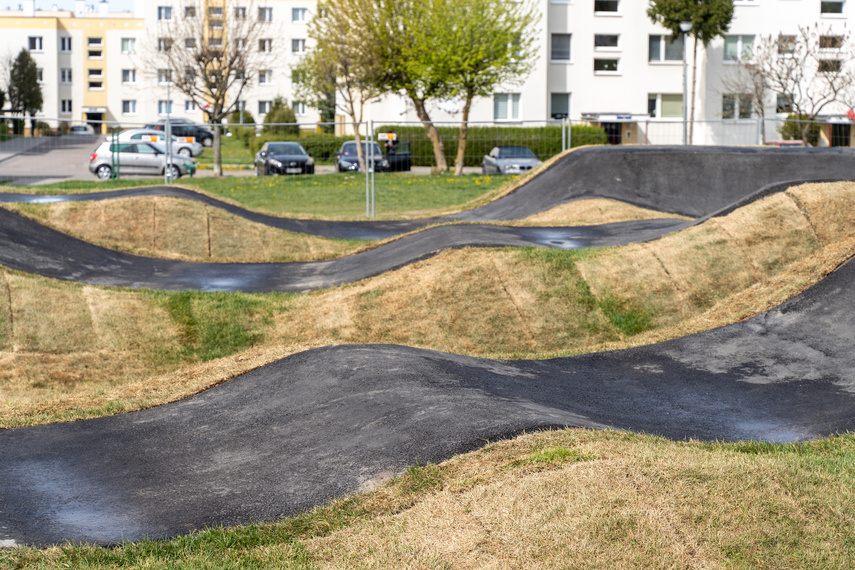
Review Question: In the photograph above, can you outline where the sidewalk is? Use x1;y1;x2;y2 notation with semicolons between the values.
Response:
0;136;46;164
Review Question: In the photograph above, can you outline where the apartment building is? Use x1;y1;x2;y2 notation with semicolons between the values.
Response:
2;0;853;144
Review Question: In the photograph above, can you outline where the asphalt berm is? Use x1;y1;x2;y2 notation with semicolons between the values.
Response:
0;146;854;546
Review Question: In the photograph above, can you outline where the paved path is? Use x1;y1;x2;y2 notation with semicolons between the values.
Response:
1;146;855;546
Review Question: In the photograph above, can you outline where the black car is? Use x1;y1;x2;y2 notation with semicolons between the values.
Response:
255;142;315;175
144;119;215;147
335;141;390;172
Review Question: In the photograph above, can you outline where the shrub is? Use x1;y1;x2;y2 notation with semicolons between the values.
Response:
263;97;299;137
779;114;821;147
229;110;256;148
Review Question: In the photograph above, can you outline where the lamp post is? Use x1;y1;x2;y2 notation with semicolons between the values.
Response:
680;21;692;146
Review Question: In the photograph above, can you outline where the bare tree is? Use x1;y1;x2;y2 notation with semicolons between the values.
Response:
137;0;277;175
742;25;855;144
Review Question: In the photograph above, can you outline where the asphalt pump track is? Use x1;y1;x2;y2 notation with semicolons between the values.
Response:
1;146;855;546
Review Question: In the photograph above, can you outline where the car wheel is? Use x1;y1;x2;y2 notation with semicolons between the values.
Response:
178;148;192;157
165;164;181;179
95;164;112;180
202;137;213;147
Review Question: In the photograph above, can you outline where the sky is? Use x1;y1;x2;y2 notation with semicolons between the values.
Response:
5;0;135;12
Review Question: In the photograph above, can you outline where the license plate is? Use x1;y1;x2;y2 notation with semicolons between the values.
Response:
286;168;301;174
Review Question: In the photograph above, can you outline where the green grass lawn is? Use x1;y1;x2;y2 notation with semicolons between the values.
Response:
13;172;515;220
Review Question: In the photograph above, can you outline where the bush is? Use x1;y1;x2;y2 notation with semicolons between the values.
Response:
263;97;299;137
229;110;256;148
35;120;51;136
374;124;607;167
779;114;821;147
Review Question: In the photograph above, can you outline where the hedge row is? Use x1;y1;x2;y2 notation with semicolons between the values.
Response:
374;124;607;167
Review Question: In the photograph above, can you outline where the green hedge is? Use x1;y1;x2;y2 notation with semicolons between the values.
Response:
248;131;355;164
374;124;607;167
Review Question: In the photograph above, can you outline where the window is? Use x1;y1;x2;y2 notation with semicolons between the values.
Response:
157;6;172;20
28;36;43;51
649;35;683;62
648;94;683;118
292;7;307;21
819;59;843;72
185;68;197;82
122;100;137;114
724;35;754;62
88;50;102;59
293;101;307;115
60;68;72;83
88;81;103;90
208;37;223;48
821;1;844;15
88;68;103;78
259;100;272;114
551;33;571;60
820;35;844;50
61;99;72;114
236;38;247;50
121;37;135;54
235;6;247;19
185;100;196;111
87;37;102;47
259;7;273;21
722;94;753;119
158;100;173;115
594;0;619;13
37;68;43;83
594;58;619;73
60;36;71;52
158;69;172;84
122;69;136;83
777;35;796;55
208;6;223;16
292;39;306;53
185;38;197;48
259;38;272;52
209;19;224;30
550;93;570;118
184;6;196;17
595;34;619;49
776;94;793;114
259;70;273;84
158;38;173;52
493;93;520;121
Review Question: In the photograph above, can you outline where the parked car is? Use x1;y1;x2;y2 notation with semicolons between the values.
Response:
481;146;542;175
384;140;411;172
88;141;196;180
335;141;390;172
105;129;204;157
68;124;95;135
255;141;315;175
143;119;215;147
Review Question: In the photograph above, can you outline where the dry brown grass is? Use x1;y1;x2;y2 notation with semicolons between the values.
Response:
2;197;364;262
2;182;855;428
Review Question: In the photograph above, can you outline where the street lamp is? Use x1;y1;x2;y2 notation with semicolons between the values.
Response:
680;20;692;146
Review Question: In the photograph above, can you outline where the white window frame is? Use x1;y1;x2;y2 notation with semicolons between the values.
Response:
258;69;273;84
87;37;103;47
648;93;684;119
37;68;43;83
88;50;103;59
722;93;754;120
121;37;135;54
594;0;620;15
293;101;307;115
234;6;247;19
60;99;72;115
157;6;173;20
259;38;272;52
550;93;570;119
594;34;620;52
724;35;755;63
122;69;136;84
259;7;273;22
292;39;306;54
59;36;71;52
821;1;845;17
28;36;43;51
88;81;104;91
594;58;620;74
158;100;173;115
185;100;197;112
493;93;521;121
158;69;173;85
258;100;272;115
60;68;72;83
292;7;307;22
122;100;137;115
649;34;683;63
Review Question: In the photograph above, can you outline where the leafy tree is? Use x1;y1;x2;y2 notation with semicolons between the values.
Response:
648;0;734;143
263;97;299;136
8;48;43;136
140;0;275;176
421;0;539;175
780;113;821;146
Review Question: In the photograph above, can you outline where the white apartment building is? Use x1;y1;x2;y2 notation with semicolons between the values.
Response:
2;0;854;145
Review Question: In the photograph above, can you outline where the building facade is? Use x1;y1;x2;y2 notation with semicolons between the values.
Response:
2;0;854;145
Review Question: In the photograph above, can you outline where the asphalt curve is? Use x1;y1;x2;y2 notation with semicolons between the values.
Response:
1;250;854;546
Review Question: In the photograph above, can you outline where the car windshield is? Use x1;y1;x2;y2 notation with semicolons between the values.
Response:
268;143;306;155
497;147;537;159
342;142;383;157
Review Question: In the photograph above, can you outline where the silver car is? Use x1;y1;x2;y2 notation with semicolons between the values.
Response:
106;129;204;157
88;141;196;180
481;146;542;175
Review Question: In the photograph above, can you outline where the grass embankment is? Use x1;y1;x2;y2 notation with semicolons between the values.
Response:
4;430;854;567
2;182;854;427
1;197;683;263
2;171;517;220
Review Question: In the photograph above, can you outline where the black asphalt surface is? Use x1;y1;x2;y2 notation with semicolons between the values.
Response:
1;146;855;547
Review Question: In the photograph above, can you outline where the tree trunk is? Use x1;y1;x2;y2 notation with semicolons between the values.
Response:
689;37;698;145
411;97;447;173
454;93;473;177
213;123;222;177
352;123;366;172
